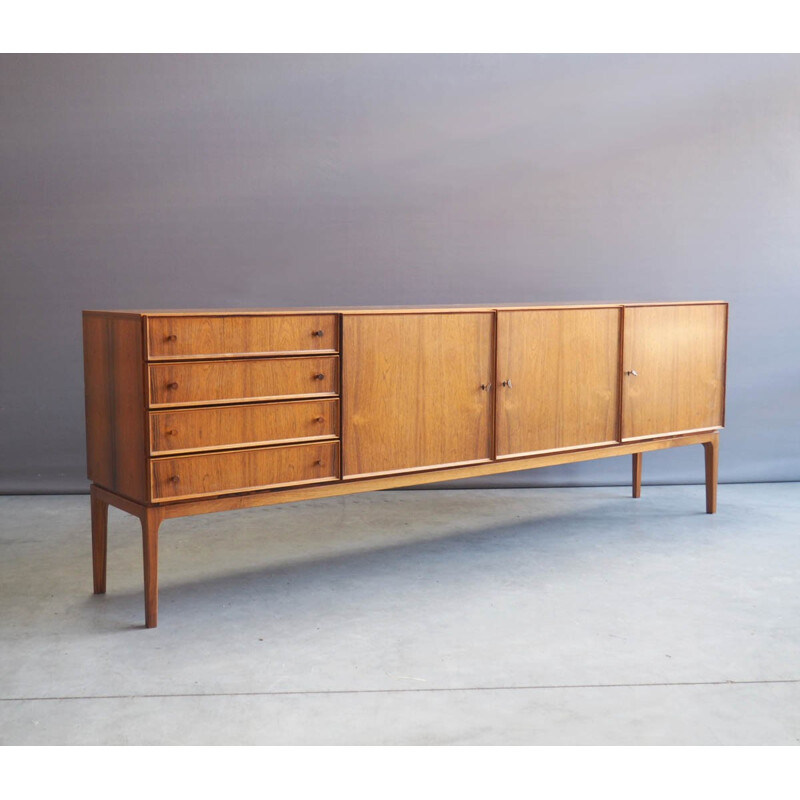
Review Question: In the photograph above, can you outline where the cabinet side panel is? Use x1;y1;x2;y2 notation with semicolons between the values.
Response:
83;314;148;501
83;314;113;487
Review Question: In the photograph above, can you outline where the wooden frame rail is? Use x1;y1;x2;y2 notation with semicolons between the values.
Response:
90;430;719;629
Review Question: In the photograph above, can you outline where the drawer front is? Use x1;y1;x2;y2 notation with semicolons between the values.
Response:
149;399;339;455
147;314;339;360
150;441;339;501
148;356;339;407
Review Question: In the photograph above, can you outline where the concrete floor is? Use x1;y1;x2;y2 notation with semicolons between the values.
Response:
1;483;798;745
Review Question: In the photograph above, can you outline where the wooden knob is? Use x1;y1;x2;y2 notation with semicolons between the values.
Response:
167;429;178;436
314;460;324;466
170;475;180;483
315;416;325;423
167;382;179;390
166;334;178;342
312;329;324;337
314;373;325;380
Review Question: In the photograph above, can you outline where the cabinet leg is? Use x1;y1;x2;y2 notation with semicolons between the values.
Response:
703;435;719;514
141;508;163;628
632;453;642;499
90;485;108;594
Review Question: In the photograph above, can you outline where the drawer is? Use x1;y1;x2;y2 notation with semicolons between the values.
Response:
147;314;338;360
150;441;340;501
149;399;339;455
148;356;339;408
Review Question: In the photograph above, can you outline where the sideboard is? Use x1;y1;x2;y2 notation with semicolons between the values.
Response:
83;302;728;627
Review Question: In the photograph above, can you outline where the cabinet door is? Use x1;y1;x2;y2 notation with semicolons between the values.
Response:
342;313;494;478
496;308;621;457
622;304;727;440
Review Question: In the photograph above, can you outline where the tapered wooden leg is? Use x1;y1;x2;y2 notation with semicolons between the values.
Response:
703;435;719;514
90;485;109;594
141;508;163;628
632;452;642;498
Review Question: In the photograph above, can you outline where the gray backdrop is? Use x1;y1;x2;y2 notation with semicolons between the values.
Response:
1;54;798;493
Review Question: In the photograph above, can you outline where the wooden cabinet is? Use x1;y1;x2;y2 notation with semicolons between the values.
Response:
83;302;727;627
496;308;621;457
621;304;727;440
342;313;494;478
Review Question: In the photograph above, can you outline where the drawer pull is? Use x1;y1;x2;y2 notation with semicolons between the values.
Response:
167;382;179;390
502;379;513;389
312;329;325;337
314;373;325;380
166;334;178;342
167;429;178;436
314;460;324;466
170;475;180;483
315;416;325;423
480;383;492;391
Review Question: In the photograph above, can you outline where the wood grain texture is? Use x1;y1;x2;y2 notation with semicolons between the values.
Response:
496;308;621;457
85;302;728;629
146;431;719;519
83;302;725;317
342;313;494;478
90;485;108;594
141;507;163;628
149;398;339;455
704;433;719;514
150;441;340;501
622;304;727;439
632;452;642;498
148;356;339;407
93;430;717;519
147;314;339;360
82;313;148;502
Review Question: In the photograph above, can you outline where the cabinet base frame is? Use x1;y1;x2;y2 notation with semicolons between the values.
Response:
90;430;719;628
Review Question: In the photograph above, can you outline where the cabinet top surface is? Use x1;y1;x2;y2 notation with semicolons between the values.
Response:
84;301;727;317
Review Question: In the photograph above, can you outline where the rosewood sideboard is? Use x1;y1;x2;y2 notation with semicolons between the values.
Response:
83;302;728;627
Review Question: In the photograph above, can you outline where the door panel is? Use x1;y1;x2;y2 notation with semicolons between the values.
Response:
496;308;621;457
342;313;494;478
622;304;727;440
